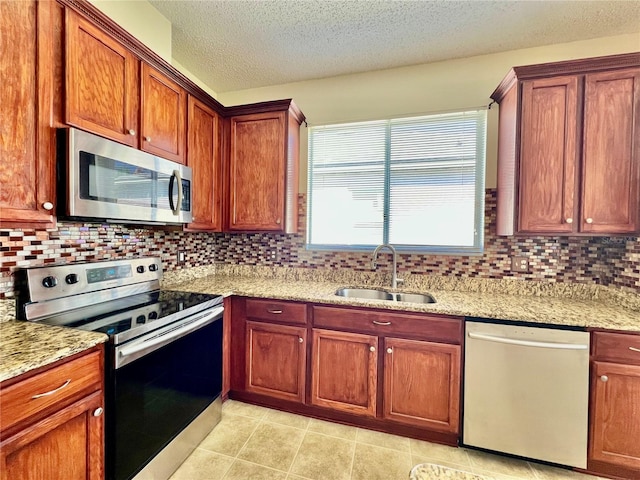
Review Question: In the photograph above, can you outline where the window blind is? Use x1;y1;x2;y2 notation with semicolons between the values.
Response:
307;109;486;253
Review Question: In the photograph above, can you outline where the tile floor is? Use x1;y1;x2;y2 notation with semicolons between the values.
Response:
169;400;604;480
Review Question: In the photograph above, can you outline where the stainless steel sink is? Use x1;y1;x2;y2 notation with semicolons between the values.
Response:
335;288;435;304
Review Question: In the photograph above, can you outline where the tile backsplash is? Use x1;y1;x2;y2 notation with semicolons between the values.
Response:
1;189;638;298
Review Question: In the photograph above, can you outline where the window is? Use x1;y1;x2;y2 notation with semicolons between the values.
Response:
307;109;486;254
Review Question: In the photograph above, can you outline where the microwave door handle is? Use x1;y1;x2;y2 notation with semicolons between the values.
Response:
168;170;182;215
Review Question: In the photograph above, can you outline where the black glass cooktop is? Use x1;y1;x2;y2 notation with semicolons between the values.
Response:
36;290;223;341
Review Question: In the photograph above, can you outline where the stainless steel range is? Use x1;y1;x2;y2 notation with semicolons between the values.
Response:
16;257;224;480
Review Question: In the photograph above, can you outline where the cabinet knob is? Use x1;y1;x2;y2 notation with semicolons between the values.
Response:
93;407;104;417
144;136;151;142
42;201;54;211
565;218;573;224
600;375;608;383
128;129;136;136
369;346;376;352
298;337;303;343
276;218;281;225
386;347;393;354
586;218;593;224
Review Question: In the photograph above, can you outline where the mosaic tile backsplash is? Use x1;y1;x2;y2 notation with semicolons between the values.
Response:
1;189;638;298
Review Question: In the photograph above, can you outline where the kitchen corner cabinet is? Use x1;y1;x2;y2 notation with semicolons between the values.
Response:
0;346;105;480
186;96;223;231
65;7;139;147
0;0;56;228
589;332;640;475
228;101;305;233
492;53;640;235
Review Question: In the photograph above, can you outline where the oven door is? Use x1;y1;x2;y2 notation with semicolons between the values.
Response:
107;307;223;480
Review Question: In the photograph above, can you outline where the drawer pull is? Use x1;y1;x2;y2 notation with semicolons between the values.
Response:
267;309;283;314
630;346;640;353
372;320;391;326
31;379;71;399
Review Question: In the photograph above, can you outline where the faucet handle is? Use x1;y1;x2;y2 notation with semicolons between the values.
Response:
370;261;377;270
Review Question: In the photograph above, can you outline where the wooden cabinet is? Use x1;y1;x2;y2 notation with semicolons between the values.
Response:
0;347;104;480
310;329;378;417
65;7;138;147
186;96;222;230
246;321;307;403
140;63;186;164
0;0;56;227
589;332;640;475
492;53;640;235
228;101;305;233
383;337;460;433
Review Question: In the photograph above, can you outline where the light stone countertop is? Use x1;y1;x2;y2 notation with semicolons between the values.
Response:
163;273;640;332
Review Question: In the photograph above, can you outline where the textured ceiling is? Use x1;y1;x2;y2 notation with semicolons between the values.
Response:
149;0;640;93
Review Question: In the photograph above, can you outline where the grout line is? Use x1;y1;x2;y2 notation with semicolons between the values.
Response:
285;423;307;476
348;438;357;480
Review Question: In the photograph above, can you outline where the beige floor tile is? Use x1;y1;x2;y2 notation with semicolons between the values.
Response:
410;462;496;479
530;463;601;480
263;409;311;430
237;422;305;471
222;399;269;419
409;439;471;467
199;413;260;457
287;475;313;480
169;449;234;480
351;442;413;480
467;450;536;478
411;455;476;474
307;418;357;440
355;427;411;452
289;432;355;480
222;459;288;480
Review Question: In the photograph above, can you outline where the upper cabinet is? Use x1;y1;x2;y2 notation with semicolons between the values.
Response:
140;63;187;164
186;96;222;231
65;8;139;147
0;0;56;228
227;101;305;233
492;53;640;235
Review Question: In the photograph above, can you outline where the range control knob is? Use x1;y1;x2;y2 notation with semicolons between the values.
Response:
65;273;79;285
42;276;58;288
148;311;158;320
136;315;146;324
136;266;146;274
148;264;158;272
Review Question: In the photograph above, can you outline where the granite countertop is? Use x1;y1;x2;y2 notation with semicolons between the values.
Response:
163;273;640;332
0;318;107;383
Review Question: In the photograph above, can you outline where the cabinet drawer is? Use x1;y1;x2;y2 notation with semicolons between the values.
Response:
592;332;640;365
312;306;462;344
245;298;308;325
0;351;102;432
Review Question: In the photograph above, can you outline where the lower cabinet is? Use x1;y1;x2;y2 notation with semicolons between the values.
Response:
383;337;460;433
246;320;307;403
0;346;105;480
310;329;378;417
589;332;640;475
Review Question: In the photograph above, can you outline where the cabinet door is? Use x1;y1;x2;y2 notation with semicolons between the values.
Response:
582;68;640;233
229;111;286;231
0;391;104;480
383;338;460;433
518;76;579;233
0;0;55;227
65;8;138;147
186;96;222;231
590;361;640;470
140;63;186;164
310;329;377;417
246;321;306;403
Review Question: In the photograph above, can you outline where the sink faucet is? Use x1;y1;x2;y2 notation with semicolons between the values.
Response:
371;244;403;289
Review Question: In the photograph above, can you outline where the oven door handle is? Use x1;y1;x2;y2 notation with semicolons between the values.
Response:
116;306;223;368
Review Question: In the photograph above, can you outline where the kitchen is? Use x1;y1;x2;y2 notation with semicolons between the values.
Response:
1;1;639;479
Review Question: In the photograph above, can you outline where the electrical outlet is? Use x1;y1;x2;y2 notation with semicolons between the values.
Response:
177;250;186;265
268;250;278;261
511;256;530;273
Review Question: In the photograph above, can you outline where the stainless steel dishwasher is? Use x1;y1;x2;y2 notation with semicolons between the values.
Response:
463;320;590;468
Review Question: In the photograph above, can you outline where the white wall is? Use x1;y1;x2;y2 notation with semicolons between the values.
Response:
219;33;640;191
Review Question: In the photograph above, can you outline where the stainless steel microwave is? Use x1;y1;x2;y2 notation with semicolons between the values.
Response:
58;128;192;225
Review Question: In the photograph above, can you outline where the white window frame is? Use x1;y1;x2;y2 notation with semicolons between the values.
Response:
306;109;487;254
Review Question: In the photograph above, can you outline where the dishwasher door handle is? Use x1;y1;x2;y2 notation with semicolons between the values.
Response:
468;331;589;350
